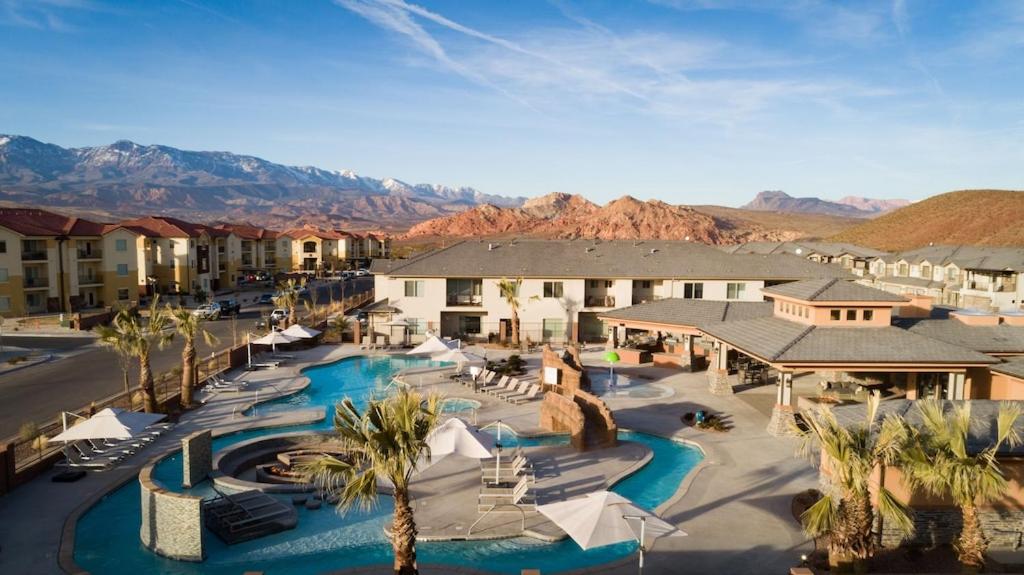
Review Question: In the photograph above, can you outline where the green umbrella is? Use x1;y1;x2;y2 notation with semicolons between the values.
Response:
604;351;620;377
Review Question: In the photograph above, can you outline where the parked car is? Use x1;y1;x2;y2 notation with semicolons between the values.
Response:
216;299;241;315
269;308;290;325
355;269;369;277
258;293;274;305
192;303;222;321
342;270;354;280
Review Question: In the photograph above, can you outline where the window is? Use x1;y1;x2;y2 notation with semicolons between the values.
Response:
303;241;317;253
898;263;909;276
117;264;129;276
0;296;9;311
404;280;424;297
447;278;483;305
846;309;856;321
682;282;703;299
115;239;128;252
458;315;481;334
407;318;425;335
0;240;5;253
542;318;565;342
921;265;932;279
0;268;7;283
168;257;176;268
543;281;564;298
863;309;874;321
117;288;130;301
726;282;746;299
830;309;841;321
634;280;652;289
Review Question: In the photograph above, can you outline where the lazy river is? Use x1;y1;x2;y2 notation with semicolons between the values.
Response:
74;355;702;575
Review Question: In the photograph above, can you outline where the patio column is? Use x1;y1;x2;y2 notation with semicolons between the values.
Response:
680;334;697;372
946;372;966;400
353;321;362;346
708;341;733;395
767;371;796;437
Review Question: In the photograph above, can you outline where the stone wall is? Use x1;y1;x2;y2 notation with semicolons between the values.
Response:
182;430;212;489
881;507;1024;549
539;392;585;451
541;344;588;394
139;465;205;561
573;390;618;449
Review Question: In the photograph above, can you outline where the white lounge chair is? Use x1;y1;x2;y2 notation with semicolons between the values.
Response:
494;380;530;400
506;384;543;404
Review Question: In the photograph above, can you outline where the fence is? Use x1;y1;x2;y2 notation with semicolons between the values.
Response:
0;288;374;495
377;320;609;347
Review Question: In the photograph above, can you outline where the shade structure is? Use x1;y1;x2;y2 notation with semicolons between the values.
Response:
604;351;621;364
383;318;410;327
281;324;322;339
426;417;495;460
251;330;299;352
431;348;486;368
537;490;684;572
50;408;166;442
406;335;456;356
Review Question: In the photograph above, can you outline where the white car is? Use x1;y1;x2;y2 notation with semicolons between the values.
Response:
355;269;369;277
269;308;290;325
192;303;221;320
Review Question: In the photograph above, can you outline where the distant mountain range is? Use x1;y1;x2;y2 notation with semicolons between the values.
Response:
0;135;524;229
742;190;909;218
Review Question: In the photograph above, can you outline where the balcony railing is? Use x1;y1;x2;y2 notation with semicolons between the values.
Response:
77;249;102;259
446;294;483;307
79;275;103;286
585;295;616;308
24;276;49;288
22;251;47;261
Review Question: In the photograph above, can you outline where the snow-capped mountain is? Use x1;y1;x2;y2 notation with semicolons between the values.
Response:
0;135;524;227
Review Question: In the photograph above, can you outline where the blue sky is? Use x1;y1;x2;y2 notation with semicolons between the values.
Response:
1;0;1021;205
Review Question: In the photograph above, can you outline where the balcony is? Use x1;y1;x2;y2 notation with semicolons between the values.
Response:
24;276;49;289
446;294;483;307
77;248;103;260
79;276;104;287
22;251;47;261
585;295;616;308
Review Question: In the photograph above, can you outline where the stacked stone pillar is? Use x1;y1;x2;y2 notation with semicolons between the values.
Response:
679;334;698;372
707;341;733;395
767;371;796;436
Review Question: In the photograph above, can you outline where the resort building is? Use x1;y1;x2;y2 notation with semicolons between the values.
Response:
724;241;889;277
0;209;141;317
214;223;290;276
120;216;240;296
284;228;388;274
865;245;1024;311
367;239;851;345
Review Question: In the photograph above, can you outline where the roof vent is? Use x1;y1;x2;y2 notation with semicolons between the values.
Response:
650;248;658;254
585;247;594;253
488;243;496;251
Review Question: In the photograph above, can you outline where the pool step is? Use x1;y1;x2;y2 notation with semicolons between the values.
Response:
204;490;298;545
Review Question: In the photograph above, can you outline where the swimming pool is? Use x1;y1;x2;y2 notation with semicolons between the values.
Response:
74;355;702;575
587;368;674;400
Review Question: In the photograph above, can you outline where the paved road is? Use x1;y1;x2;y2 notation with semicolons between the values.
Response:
0;277;372;438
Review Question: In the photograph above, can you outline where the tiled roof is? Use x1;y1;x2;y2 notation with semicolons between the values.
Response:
877;245;1024;272
378;239;853;280
702;317;996;364
282;227;347;240
600;299;773;329
214;223;279;240
763;278;908;302
897;318;1024;354
725;241;888;259
0;208;107;236
120;216;203;238
992;358;1024;380
830;400;1024;456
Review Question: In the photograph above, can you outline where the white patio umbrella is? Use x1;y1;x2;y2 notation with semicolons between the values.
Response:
431;348;485;372
421;417;495;470
537;490;685;574
281;324;322;339
406;335;455;356
50;408;166;442
251;330;299;353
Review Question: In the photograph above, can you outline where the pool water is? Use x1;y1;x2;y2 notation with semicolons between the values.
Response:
441;397;481;414
587;368;673;400
75;355;702;575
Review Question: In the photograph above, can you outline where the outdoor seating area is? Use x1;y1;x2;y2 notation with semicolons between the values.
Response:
52;410;173;471
461;368;546;405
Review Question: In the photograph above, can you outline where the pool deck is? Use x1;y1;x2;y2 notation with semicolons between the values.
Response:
0;344;816;575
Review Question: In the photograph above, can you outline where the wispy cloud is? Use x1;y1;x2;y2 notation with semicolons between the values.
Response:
0;0;98;31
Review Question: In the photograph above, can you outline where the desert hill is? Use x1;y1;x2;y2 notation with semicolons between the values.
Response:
742;190;908;217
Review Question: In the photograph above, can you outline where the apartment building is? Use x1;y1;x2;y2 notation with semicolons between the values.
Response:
214;223;291;275
724;241;889;277
0;209;139;317
368;239;850;345
284;228;388;274
865;245;1024;311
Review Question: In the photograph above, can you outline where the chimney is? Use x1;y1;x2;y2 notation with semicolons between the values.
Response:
950;310;1000;326
896;295;933;318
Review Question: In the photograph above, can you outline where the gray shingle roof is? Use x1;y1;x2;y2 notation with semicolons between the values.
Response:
599;299;773;329
877;245;1024;272
763;278;908;302
725;241;888;259
992;358;1024;380
378;239;853;280
702;317;996;364
830;400;1024;455
873;276;950;289
898;318;1024;354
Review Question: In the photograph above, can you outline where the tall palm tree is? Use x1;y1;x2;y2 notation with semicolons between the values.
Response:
169;306;219;408
134;296;175;413
273;278;301;327
796;393;914;572
903;400;1021;571
95;308;138;408
497;277;523;348
305;388;442;575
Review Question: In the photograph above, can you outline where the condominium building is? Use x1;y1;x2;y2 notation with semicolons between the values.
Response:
214;223;291;276
283;228;390;274
724;241;889;277
367;239;850;345
120;216;240;296
0;209;139;317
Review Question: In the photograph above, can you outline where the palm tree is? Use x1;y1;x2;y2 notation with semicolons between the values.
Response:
95;308;138;408
169;306;219;408
328;314;350;344
497;277;523;348
902;400;1021;571
796;393;914;572
305;388;442;575
273;278;301;327
134;296;175;413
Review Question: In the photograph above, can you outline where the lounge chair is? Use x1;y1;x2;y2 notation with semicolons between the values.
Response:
478;475;536;512
506;384;543;404
481;453;534;484
494;380;531;400
478;375;510;394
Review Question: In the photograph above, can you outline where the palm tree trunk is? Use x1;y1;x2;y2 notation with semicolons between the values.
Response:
510;307;520;348
139;350;157;413
829;494;875;573
181;338;196;408
958;503;987;572
391;488;418;575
